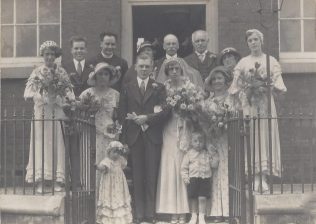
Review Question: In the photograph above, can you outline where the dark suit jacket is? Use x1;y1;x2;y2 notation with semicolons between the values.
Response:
62;59;93;97
184;51;217;81
119;77;170;146
90;53;128;91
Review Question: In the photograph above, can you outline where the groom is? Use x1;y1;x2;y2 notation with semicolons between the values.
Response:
119;53;169;223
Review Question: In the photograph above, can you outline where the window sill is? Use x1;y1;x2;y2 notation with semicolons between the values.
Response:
280;59;316;74
0;57;61;68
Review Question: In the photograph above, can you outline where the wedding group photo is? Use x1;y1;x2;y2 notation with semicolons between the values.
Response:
1;1;316;224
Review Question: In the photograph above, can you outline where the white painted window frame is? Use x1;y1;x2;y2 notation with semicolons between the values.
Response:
121;0;218;66
0;0;62;68
278;0;316;73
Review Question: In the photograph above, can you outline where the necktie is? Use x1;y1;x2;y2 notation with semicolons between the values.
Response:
140;80;146;96
77;62;82;75
198;54;205;62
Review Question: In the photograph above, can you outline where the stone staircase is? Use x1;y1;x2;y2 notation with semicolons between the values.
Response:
0;193;65;224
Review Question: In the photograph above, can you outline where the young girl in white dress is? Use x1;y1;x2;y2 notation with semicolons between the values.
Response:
96;141;132;224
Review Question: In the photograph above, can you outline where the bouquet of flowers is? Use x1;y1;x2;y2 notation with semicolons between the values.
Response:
165;79;204;119
63;92;101;116
239;62;268;106
197;99;231;137
30;66;73;99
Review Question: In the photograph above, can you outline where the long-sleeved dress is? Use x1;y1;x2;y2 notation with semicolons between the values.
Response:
228;54;287;177
79;87;120;191
24;64;74;183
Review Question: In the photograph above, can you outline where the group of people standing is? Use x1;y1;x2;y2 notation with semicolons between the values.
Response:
23;28;286;224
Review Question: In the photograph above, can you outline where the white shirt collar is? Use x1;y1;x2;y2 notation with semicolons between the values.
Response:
101;51;113;59
166;54;178;59
195;50;208;56
73;59;85;71
137;76;149;90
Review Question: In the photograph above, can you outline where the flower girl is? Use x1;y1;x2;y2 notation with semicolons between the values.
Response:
96;141;132;224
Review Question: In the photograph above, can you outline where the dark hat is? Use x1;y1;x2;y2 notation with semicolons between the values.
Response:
204;66;230;91
137;41;153;53
218;47;241;65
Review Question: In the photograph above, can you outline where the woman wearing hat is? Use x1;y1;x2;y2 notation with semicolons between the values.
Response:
198;66;237;222
79;62;121;191
218;47;241;83
228;29;287;192
24;40;75;193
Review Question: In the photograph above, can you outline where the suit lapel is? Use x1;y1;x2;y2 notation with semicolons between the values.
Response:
130;77;143;105
143;79;154;104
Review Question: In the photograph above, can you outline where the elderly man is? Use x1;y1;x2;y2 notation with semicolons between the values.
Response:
184;30;217;81
155;34;180;73
90;32;128;91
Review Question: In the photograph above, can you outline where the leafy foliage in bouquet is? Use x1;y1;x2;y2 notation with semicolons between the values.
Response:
62;92;101;116
165;79;204;119
239;62;269;106
30;66;73;98
197;99;232;138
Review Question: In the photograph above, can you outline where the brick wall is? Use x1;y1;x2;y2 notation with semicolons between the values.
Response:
61;0;122;62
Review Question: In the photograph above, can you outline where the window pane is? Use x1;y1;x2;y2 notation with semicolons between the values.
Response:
280;20;301;52
1;0;14;24
16;26;37;57
304;20;316;51
1;26;13;57
39;25;60;46
39;0;60;23
280;0;300;18
304;0;316;17
16;0;36;24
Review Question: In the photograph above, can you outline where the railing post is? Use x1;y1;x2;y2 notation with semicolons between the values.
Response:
89;113;96;224
62;118;72;224
244;115;254;224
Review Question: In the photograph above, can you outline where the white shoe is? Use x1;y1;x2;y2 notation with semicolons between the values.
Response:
36;183;43;194
188;216;197;224
54;182;63;192
198;214;206;224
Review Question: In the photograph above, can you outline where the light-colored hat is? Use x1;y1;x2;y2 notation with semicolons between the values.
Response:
87;62;120;86
204;66;230;91
137;41;153;54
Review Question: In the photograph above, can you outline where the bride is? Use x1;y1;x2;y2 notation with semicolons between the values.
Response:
156;58;203;223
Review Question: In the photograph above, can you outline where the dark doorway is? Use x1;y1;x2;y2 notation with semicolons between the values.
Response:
132;5;206;61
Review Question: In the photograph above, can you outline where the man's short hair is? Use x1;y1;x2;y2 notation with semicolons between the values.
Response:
99;32;118;41
70;36;87;47
191;30;209;42
135;53;153;65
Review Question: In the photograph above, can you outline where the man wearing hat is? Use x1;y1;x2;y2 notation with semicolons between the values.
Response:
90;32;128;92
122;40;157;86
184;30;217;81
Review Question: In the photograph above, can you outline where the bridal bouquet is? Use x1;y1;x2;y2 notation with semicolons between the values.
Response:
198;99;231;137
239;62;268;106
30;65;73;98
165;79;204;119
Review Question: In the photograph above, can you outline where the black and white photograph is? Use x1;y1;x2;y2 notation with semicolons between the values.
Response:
0;0;316;224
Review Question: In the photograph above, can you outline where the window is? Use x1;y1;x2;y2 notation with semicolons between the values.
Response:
279;0;316;64
0;0;61;67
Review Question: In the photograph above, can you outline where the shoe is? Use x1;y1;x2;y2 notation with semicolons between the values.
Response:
54;182;63;192
198;214;206;224
262;179;269;192
188;215;197;224
179;215;186;224
133;218;143;224
36;183;44;194
213;216;225;223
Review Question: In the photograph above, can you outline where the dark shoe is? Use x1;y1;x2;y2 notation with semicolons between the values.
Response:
144;217;157;223
213;216;225;223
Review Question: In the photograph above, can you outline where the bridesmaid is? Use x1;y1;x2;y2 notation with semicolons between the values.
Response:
228;29;287;192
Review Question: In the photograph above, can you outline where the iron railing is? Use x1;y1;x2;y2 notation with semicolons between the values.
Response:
0;107;96;224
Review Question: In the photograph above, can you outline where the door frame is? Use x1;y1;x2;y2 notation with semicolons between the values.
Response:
121;0;218;65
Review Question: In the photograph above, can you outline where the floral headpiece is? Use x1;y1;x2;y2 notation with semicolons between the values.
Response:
107;141;129;155
40;40;62;57
164;57;182;65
